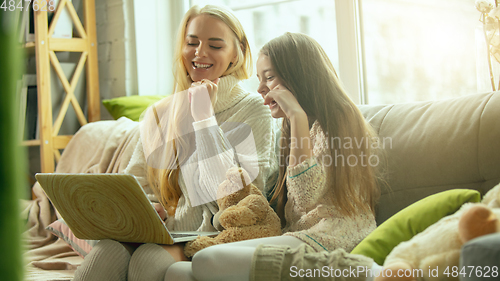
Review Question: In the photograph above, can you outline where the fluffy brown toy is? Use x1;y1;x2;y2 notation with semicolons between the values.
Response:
375;183;500;281
183;167;282;258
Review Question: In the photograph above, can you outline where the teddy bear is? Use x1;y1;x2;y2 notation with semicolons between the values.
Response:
183;167;282;258
375;183;500;281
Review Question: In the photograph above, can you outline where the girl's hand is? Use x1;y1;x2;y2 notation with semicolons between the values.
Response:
188;78;220;121
266;85;311;167
263;84;305;120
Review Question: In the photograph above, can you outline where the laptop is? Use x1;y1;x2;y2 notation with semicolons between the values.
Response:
35;173;219;244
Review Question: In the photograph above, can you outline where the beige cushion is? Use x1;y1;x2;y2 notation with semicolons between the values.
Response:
359;92;500;224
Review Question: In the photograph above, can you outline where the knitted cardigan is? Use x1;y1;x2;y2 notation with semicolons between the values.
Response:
282;121;376;253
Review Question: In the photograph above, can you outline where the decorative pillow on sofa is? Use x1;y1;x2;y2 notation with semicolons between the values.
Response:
46;219;99;258
102;95;166;121
351;189;481;265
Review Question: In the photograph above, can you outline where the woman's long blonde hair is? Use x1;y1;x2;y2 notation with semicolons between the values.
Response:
263;33;382;223
146;5;252;216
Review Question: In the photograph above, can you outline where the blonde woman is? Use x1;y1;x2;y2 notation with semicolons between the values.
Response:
74;5;277;281
175;32;383;281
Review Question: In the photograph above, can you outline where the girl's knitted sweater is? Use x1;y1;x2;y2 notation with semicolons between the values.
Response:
282;121;376;252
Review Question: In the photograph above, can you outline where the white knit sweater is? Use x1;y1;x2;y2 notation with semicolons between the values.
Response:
137;75;278;232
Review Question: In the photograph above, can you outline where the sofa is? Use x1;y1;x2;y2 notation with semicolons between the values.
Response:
359;91;500;225
22;91;500;280
351;91;500;271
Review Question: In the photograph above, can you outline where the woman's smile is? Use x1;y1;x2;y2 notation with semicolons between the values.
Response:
192;61;213;69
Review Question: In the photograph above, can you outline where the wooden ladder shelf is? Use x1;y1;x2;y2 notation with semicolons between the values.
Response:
26;0;100;173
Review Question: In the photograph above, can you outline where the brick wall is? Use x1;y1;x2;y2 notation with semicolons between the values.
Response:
95;0;138;120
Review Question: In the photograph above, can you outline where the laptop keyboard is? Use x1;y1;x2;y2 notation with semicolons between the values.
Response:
171;233;198;238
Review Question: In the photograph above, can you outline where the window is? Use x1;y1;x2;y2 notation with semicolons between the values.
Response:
190;0;339;94
186;0;480;104
361;0;479;104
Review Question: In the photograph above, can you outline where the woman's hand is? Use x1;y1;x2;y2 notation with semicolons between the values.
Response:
153;203;167;221
263;84;305;120
189;78;220;122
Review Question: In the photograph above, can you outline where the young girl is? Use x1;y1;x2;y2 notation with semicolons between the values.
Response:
167;32;383;281
73;5;278;281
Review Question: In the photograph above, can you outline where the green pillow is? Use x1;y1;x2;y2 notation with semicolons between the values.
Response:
351;189;481;265
102;95;166;121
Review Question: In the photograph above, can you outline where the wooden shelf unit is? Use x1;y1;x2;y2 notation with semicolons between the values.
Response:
31;0;100;173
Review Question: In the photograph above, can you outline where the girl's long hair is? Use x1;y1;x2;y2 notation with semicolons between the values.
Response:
146;5;252;216
262;33;382;223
